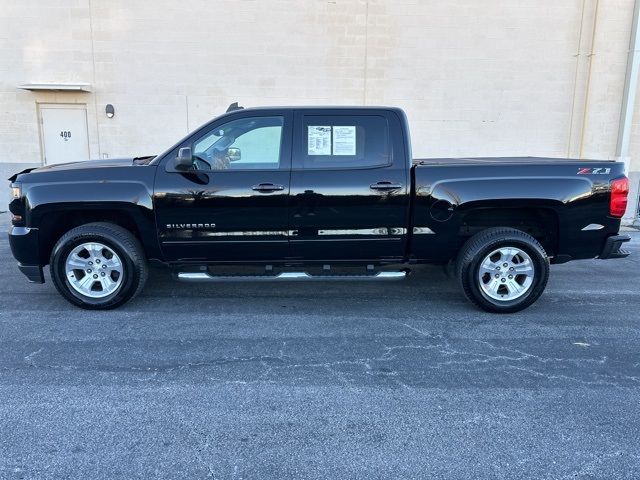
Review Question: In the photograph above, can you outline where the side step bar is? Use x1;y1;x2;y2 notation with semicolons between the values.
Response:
177;271;408;283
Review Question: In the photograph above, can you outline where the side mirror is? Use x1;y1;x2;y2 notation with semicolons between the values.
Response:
227;147;241;162
175;147;193;169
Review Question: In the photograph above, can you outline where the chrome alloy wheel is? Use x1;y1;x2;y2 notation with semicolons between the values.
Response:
477;247;535;302
64;242;124;298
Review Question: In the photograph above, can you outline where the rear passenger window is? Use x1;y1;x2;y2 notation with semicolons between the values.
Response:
301;115;390;169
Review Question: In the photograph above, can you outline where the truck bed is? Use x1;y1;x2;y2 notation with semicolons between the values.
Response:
409;154;626;264
413;156;618;166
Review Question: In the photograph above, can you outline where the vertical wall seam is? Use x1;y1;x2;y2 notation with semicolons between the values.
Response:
579;0;600;158
88;0;101;157
363;0;369;105
567;0;587;157
615;0;640;159
185;95;190;133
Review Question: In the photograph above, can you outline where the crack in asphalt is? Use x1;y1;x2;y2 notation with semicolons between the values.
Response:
23;347;43;367
11;336;639;389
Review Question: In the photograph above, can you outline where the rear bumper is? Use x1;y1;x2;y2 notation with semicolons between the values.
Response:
599;234;631;260
8;226;45;283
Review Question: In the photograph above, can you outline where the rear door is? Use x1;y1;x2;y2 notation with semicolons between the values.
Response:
154;110;293;262
288;109;410;262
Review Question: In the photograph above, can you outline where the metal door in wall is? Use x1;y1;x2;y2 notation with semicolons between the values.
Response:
39;104;90;165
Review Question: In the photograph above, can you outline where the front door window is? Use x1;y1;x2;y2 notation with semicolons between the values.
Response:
192;116;284;170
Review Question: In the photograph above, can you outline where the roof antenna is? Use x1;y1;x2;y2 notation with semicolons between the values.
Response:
226;102;244;113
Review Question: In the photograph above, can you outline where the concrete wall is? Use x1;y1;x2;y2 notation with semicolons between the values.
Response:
1;0;639;219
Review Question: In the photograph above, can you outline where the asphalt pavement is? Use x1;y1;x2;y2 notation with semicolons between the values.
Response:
1;216;639;479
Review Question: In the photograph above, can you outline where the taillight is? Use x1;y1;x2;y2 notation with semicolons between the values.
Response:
609;177;629;217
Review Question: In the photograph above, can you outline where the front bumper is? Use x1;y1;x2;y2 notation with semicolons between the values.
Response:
599;234;631;260
8;226;44;283
17;264;44;283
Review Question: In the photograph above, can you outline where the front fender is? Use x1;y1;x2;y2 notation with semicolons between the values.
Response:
21;172;161;262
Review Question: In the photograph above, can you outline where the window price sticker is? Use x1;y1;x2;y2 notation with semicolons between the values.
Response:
332;126;356;155
307;126;332;155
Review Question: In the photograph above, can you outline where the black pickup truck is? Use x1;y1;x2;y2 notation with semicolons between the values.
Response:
8;105;631;312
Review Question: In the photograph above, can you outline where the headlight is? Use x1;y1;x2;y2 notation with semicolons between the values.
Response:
10;184;21;199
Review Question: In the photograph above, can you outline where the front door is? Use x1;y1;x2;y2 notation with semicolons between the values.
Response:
39;104;90;165
154;111;292;262
289;109;410;262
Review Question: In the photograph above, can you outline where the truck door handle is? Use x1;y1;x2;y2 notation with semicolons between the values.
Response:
252;183;285;192
370;181;403;191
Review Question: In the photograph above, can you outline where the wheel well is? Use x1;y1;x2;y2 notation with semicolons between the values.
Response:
459;207;559;256
38;209;143;265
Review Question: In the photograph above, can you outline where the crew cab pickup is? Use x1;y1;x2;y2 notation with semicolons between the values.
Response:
8;105;631;312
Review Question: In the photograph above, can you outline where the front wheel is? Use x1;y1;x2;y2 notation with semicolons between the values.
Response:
456;227;550;313
50;222;148;309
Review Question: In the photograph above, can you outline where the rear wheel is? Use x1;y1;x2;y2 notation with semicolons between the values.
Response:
456;227;549;313
50;223;148;309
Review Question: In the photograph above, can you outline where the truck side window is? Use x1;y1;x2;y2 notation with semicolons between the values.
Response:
192;116;283;170
301;115;390;169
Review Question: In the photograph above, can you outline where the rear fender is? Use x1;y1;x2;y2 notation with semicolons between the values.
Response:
411;175;612;261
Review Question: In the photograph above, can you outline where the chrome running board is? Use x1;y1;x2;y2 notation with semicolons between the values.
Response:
177;271;408;282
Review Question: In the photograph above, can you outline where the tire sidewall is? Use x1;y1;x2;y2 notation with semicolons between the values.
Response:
51;231;139;309
463;235;549;313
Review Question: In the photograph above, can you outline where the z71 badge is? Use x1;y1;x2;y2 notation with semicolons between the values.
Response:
577;167;611;175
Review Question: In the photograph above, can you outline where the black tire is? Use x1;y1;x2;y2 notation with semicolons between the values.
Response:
50;222;148;309
455;227;549;313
